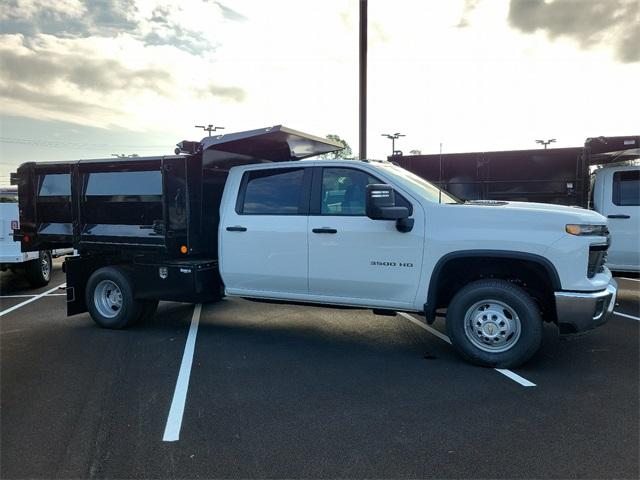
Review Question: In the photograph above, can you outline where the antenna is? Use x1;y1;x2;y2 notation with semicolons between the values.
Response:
438;142;443;204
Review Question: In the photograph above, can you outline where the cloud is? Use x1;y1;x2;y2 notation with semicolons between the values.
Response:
456;0;480;28
0;0;138;37
214;2;248;22
508;0;640;63
0;46;173;95
141;4;217;56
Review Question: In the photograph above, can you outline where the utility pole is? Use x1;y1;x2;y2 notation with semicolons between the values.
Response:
359;0;367;160
196;125;225;137
535;138;556;149
381;132;405;155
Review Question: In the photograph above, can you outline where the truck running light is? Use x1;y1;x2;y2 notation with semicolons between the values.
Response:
180;245;188;254
565;224;609;236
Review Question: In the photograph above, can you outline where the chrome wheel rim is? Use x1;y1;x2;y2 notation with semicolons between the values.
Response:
94;280;123;318
41;256;51;281
463;299;521;353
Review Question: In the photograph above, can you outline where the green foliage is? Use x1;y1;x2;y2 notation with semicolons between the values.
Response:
317;134;354;159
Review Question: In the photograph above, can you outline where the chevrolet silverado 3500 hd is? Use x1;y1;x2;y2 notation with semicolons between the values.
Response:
12;126;617;368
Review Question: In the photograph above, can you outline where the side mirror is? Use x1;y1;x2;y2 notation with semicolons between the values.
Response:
366;184;409;220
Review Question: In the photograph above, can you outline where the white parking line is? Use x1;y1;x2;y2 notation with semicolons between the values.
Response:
163;303;202;442
0;293;66;299
397;312;536;387
494;369;536;387
0;283;66;317
618;277;640;283
614;311;640;322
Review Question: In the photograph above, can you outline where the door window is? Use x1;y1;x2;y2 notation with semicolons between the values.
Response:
612;170;640;206
320;167;413;216
240;168;306;215
321;168;378;215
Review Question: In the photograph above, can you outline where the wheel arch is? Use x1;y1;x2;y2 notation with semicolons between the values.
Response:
425;250;561;322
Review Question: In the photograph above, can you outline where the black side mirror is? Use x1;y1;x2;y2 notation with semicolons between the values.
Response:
366;184;409;220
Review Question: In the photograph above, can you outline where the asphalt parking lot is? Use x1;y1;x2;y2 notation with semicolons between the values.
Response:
1;259;638;479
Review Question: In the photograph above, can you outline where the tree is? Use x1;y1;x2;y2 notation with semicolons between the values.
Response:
317;134;353;159
409;149;422;155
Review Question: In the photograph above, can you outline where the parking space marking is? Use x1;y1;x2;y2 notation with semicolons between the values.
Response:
614;311;640;322
618;277;640;283
0;293;66;299
494;368;536;387
0;283;66;317
398;312;451;344
163;303;202;442
397;312;536;387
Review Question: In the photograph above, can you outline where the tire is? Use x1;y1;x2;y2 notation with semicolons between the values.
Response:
25;251;52;287
86;267;142;329
137;300;159;324
445;279;542;368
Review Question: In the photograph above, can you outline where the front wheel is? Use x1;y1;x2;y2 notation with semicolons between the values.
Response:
446;279;543;368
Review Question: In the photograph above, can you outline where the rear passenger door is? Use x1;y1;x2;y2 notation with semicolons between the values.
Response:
220;167;312;296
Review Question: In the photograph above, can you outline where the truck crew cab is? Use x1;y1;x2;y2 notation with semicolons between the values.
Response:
11;126;618;368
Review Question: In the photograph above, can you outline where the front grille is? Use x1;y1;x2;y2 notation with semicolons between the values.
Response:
588;244;608;278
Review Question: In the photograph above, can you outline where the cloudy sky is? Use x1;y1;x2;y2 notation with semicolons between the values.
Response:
1;0;639;181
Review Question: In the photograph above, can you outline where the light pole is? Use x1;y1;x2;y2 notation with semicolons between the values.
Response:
535;138;556;149
381;132;405;155
196;125;225;137
359;0;367;160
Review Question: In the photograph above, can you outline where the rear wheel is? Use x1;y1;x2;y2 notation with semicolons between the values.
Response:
25;251;52;287
86;267;142;329
446;279;542;368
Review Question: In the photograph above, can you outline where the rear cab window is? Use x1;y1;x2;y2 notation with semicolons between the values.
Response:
237;168;308;215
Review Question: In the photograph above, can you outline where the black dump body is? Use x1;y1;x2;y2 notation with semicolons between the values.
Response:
11;125;341;258
392;135;640;207
11;126;341;312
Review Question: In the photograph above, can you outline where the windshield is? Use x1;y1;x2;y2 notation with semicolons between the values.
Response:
377;163;461;204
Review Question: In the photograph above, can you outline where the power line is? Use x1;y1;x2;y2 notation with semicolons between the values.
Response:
0;137;168;150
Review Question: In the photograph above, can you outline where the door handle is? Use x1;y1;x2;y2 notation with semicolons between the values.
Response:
312;228;337;234
226;226;247;232
607;214;630;219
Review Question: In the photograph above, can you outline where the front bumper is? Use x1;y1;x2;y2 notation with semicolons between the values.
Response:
554;278;617;334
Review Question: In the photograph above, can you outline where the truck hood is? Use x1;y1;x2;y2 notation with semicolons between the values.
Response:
463;200;606;224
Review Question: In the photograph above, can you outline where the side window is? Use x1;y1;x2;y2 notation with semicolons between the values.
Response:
612;170;640;206
240;168;306;215
39;174;70;196
85;171;162;198
320;168;413;216
321;168;378;215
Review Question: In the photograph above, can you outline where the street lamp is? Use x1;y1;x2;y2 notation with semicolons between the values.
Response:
196;125;225;137
381;132;405;155
535;138;556;149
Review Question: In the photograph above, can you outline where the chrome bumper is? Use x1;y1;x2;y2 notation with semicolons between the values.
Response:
554;278;617;334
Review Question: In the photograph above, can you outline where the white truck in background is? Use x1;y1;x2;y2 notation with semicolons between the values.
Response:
1;187;71;287
591;165;639;273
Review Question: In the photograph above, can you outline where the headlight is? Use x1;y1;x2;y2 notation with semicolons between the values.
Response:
565;224;609;236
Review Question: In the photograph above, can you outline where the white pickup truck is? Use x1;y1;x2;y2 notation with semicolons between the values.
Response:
1;188;70;287
591;165;639;273
12;126;618;368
